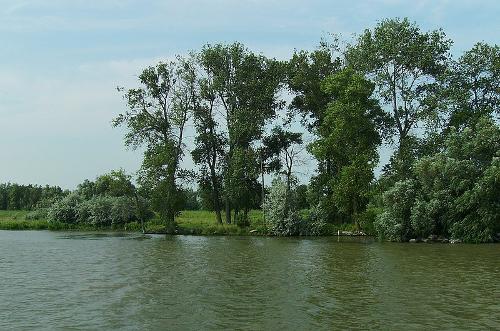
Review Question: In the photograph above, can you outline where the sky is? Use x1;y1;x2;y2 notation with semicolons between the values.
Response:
0;0;499;189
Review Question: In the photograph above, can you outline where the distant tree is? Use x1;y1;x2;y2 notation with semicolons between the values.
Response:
114;58;195;231
294;184;309;210
181;188;201;210
0;183;65;210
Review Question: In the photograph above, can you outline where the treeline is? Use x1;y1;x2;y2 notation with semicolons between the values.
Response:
0;183;66;210
6;18;498;242
110;17;499;242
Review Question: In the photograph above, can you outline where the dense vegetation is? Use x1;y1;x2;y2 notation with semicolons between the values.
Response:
2;18;498;242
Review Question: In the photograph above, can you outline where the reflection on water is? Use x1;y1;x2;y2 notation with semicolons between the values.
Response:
0;231;498;330
57;233;153;240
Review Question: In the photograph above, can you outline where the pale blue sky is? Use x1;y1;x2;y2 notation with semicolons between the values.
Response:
0;0;498;188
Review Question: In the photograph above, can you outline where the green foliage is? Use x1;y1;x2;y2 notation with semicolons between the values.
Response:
375;117;500;242
442;42;499;129
181;188;201;210
287;42;342;127
48;193;82;224
26;208;49;220
309;68;384;227
195;42;284;224
374;180;417;241
263;178;326;236
115;58;195;228
294;184;309;210
347;17;451;144
263;178;301;236
0;183;66;210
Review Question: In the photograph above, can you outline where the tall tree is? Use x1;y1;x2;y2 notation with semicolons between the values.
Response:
191;52;226;223
309;68;386;228
197;43;284;224
346;18;451;147
114;58;195;231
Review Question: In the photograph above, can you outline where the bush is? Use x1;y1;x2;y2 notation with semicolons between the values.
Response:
77;196;139;227
358;204;381;235
48;193;82;224
26;208;49;220
263;178;302;236
302;203;327;236
374;180;416;241
374;117;500;242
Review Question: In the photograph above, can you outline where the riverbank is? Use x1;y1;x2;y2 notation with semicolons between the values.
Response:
0;209;362;236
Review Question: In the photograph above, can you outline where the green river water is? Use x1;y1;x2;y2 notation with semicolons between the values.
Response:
0;231;498;330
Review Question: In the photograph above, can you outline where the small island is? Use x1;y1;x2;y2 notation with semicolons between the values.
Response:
1;18;498;244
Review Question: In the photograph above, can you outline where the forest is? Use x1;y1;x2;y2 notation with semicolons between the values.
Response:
1;18;499;242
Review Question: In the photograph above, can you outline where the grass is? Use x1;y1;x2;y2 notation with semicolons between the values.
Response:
0;209;364;236
0;209;267;235
145;210;265;235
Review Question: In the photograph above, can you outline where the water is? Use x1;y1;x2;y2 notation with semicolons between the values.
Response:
0;231;498;330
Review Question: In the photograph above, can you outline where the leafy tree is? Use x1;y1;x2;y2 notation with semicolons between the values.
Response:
375;117;500;242
287;42;342;128
114;58;195;231
191;54;227;222
442;42;499;130
346;18;451;155
309;68;385;228
181;188;201;210
0;183;65;210
262;126;303;193
294;184;309;210
197;43;284;224
94;169;135;197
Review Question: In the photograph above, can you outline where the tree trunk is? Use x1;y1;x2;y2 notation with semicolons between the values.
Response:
234;206;240;224
261;156;265;225
210;166;222;224
225;197;231;224
133;192;145;234
353;199;360;231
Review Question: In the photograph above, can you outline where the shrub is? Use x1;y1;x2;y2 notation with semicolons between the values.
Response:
374;180;416;241
48;193;82;224
263;178;302;236
26;208;49;220
302;203;327;236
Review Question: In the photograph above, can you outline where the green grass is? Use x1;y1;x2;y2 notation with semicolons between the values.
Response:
0;209;268;235
0;210;29;222
0;209;363;236
145;210;266;235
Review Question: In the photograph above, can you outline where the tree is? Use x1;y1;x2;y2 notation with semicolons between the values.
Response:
442;42;499;130
262;126;303;194
375;117;500;242
346;18;451;150
309;68;386;228
94;169;135;197
114;58;195;231
287;42;342;128
191;53;226;223
262;126;303;217
196;43;284;224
